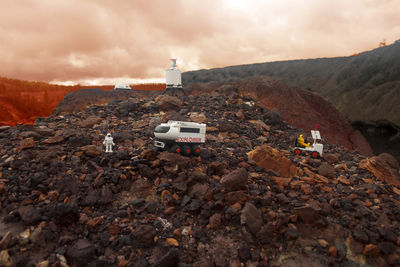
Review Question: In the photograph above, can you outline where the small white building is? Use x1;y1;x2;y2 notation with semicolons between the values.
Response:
165;59;182;90
114;82;131;90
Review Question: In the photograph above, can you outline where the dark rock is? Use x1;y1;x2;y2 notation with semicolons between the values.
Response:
218;121;235;132
118;99;138;116
386;253;400;266
352;225;369;243
132;225;156;248
0;232;13;249
324;153;340;164
378;153;399;171
3;211;20;223
158;152;191;170
66;239;95;265
78;116;102;128
80;145;102;157
208;161;228;176
52;203;79;226
189;171;209;183
225;191;248;205
294;205;320;224
363;244;380;257
284;228;299;240
257;222;274;244
154;249;179;267
318;164;336;178
238;245;251;262
185;199;201;212
221;168;248;191
378;241;396;255
266;109;283;125
130;198;146;207
209;213;222;229
189;183;210;201
240;202;263;235
155;95;182;111
98;186;113;205
83;186;112;206
18;206;41;225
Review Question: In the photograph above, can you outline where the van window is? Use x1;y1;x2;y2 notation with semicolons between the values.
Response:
155;125;170;133
180;127;200;133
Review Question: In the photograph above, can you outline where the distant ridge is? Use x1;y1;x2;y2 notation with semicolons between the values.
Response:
182;40;400;159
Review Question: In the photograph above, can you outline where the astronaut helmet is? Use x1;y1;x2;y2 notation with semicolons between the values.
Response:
107;133;112;137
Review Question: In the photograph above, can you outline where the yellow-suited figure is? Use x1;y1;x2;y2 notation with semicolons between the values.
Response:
297;134;310;148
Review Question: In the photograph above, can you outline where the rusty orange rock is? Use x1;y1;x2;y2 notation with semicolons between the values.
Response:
359;157;400;187
329;246;338;257
363;244;380;257
20;137;35;150
247;145;299;178
166;238;179;247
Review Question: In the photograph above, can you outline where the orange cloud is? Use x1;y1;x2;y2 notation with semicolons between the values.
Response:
0;0;399;84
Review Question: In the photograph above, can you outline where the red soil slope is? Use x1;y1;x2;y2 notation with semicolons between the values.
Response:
237;77;373;155
0;77;164;126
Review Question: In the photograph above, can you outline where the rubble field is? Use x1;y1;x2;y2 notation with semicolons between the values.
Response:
0;90;399;266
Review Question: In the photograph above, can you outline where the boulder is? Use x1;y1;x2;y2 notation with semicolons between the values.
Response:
247;145;299;177
294;205;320;224
378;153;399;172
18;206;41;225
359;156;400;187
154;249;180;267
118;99;138;116
78;116;102;128
52;203;79;226
189;112;207;123
209;213;222;229
0;232;12;249
240;202;263;236
220;168;248;191
363;244;380;257
318;164;336;178
157;152;191;170
19;137;35;150
80;145;102;157
66;239;95;265
155;95;182;111
132;225;156;248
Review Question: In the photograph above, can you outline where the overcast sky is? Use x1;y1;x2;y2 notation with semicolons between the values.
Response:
0;0;399;85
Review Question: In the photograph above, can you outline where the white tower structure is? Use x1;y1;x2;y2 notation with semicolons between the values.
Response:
165;59;182;91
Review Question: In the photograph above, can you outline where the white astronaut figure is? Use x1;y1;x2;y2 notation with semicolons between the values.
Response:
103;133;115;153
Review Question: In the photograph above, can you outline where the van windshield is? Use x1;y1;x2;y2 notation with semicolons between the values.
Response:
155;125;170;133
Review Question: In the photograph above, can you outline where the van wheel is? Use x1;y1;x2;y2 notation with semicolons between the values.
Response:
182;145;192;156
170;145;182;154
311;151;319;158
294;149;301;155
192;146;201;156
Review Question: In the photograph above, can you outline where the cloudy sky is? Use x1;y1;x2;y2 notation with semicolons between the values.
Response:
0;0;399;85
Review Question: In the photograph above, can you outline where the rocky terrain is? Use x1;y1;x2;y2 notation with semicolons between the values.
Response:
185;77;372;156
182;41;400;160
0;89;399;266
